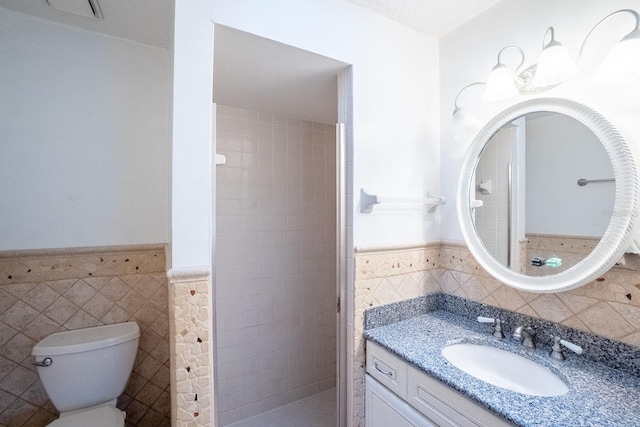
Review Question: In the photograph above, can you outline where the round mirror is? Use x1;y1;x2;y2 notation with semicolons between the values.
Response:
457;98;640;293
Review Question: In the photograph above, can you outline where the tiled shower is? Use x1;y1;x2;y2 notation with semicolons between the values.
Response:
215;105;337;425
474;125;517;267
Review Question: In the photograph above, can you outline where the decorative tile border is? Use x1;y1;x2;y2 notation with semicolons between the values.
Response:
352;244;441;427
0;245;166;285
0;245;170;427
167;267;213;427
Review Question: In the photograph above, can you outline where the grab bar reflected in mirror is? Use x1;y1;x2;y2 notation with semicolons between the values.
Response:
577;178;615;186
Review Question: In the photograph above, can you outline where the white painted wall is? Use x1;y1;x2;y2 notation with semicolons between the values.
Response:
209;0;441;247
0;8;171;250
440;0;640;242
525;113;614;237
170;0;214;269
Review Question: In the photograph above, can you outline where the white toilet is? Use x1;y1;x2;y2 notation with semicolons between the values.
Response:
31;321;140;427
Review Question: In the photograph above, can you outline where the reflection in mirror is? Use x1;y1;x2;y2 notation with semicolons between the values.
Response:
472;112;615;276
457;98;639;293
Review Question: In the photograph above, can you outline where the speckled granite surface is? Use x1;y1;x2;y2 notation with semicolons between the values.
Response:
365;293;640;378
364;309;640;427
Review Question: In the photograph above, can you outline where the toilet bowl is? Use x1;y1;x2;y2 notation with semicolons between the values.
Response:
32;321;140;427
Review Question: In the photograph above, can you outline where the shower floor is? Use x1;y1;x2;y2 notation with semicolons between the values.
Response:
227;388;337;427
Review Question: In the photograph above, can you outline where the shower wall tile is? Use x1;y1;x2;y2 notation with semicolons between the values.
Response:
216;105;337;426
0;245;170;427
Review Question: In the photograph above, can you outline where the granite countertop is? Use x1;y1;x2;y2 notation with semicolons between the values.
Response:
364;310;640;427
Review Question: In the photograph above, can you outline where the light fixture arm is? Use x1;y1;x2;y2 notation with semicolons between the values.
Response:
541;27;560;49
495;45;526;78
453;82;485;115
577;9;640;62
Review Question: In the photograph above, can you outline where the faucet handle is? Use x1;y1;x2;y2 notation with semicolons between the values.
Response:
550;336;583;360
477;317;505;339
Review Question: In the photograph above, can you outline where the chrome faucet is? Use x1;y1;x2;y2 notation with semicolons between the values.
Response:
513;326;536;348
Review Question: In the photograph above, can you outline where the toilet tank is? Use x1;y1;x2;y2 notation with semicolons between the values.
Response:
32;322;140;412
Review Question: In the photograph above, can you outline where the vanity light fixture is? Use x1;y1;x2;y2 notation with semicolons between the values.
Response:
458;8;640;106
452;82;485;138
482;46;524;102
580;9;640;86
482;31;575;103
530;27;579;87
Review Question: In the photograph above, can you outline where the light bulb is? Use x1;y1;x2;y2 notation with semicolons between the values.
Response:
531;41;579;87
593;31;640;86
482;64;518;102
452;107;482;139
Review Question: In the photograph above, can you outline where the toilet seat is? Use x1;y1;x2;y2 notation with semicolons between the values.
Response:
48;406;125;427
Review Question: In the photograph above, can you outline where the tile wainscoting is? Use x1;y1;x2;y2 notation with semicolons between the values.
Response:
353;241;640;427
440;241;640;345
352;244;441;427
0;245;170;427
7;240;637;426
167;267;214;427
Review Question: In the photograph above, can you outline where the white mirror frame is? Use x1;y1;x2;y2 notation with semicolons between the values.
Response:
457;98;640;293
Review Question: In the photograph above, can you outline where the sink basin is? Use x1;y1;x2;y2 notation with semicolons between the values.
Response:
441;343;569;397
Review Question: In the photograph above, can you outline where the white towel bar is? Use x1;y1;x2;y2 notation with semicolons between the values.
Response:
360;188;446;213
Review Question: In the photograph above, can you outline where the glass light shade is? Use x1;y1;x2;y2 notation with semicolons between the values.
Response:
593;33;640;86
452;107;482;139
531;41;579;87
482;64;518;102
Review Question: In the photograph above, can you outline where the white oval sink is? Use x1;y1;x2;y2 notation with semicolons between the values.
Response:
442;343;569;397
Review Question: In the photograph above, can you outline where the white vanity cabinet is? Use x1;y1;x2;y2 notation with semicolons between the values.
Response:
366;340;514;427
366;375;436;427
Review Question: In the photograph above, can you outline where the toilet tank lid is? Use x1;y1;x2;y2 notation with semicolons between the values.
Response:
32;322;140;356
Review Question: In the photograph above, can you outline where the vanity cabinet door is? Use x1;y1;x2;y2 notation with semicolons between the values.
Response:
407;366;514;427
366;341;408;399
366;374;436;427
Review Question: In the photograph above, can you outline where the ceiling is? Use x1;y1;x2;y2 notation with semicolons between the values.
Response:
0;0;174;48
1;0;503;123
347;0;502;36
213;26;349;124
212;0;504;123
0;0;502;49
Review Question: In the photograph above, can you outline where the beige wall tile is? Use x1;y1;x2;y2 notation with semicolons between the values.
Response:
21;285;59;312
442;243;640;342
43;297;78;325
168;276;213;427
354;243;640;427
528;294;573;323
0;334;36;364
578;302;635;339
0;245;169;426
0;302;39;331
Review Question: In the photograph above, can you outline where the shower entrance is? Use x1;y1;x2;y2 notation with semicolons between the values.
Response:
211;25;350;427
